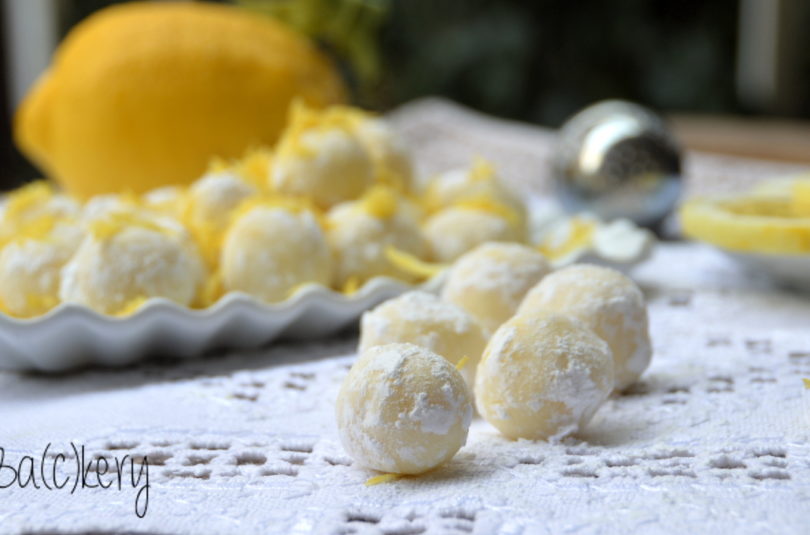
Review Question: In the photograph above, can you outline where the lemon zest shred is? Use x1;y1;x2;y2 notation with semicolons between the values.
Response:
365;473;401;486
384;246;445;280
360;185;398;219
89;210;174;241
452;197;521;228
803;378;810;389
115;296;149;317
469;156;496;182
342;276;362;295
196;269;224;308
455;356;470;371
2;181;54;223
537;217;597;261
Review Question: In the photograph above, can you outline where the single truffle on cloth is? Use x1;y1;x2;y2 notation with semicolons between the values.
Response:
0;217;84;317
270;103;374;208
60;208;205;315
517;264;652;391
475;312;614;441
336;343;473;475
359;291;487;389
221;201;331;302
326;186;428;289
441;242;552;335
423;200;526;263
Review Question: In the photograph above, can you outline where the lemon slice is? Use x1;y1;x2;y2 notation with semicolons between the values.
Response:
680;195;810;255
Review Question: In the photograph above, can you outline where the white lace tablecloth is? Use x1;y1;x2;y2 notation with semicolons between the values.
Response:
1;99;810;534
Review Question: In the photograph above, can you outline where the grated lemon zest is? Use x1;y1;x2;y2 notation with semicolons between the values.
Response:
537;217;597;261
3;181;55;225
803;378;810;389
455;356;470;371
365;473;401;486
360;185;398;219
89;210;174;241
197;269;224;308
384;245;445;280
115;296;148;317
452;197;521;228
342;276;362;295
469;155;496;182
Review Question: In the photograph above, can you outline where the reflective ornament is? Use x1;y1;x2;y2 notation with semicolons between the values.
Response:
554;100;682;227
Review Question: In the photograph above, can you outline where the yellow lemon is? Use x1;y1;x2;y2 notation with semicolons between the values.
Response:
680;195;810;254
15;2;346;199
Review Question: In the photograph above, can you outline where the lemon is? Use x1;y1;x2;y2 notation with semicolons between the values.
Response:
15;2;346;199
680;195;810;254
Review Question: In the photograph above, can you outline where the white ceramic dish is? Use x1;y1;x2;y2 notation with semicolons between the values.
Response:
0;276;443;372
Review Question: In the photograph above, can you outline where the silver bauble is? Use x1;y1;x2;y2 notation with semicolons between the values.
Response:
553;100;682;227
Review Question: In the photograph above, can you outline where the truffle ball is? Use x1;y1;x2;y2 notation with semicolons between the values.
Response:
221;204;331;302
60;210;204;314
336;343;472;474
475;312;614;440
441;242;551;334
517;264;651;391
359;291;487;388
423;205;525;263
327;188;428;288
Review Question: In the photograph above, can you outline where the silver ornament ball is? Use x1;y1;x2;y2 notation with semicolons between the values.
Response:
553;100;682;227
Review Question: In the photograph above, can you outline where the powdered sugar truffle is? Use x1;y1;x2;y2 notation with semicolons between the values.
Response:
423;206;524;263
60;211;204;314
441;242;552;334
221;205;331;302
336;343;472;474
326;192;428;288
517;264;652;391
359;291;487;389
475;312;614;440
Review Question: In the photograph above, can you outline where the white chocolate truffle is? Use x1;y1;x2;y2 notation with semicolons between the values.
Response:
423;158;525;216
354;118;414;192
359;291;487;389
185;172;256;231
60;211;204;314
271;105;374;208
423;205;525;263
336;343;472;475
517;264;652;391
0;182;80;241
475;312;614;441
221;204;331;302
0;221;84;317
142;186;185;218
327;187;428;288
183;172;257;266
441;242;552;334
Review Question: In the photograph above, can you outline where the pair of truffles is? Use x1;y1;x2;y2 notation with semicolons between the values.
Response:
336;242;651;475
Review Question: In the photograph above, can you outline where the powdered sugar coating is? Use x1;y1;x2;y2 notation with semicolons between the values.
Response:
517;263;652;391
221;205;331;302
60;217;204;314
423;207;524;262
327;200;427;287
441;242;552;334
186;172;256;231
475;312;614;441
359;291;487;388
0;222;84;317
335;343;473;474
272;128;374;208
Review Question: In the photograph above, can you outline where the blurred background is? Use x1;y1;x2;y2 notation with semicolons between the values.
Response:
2;0;810;190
